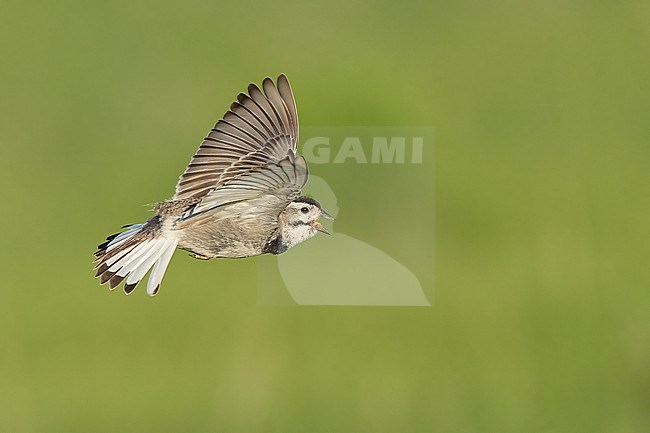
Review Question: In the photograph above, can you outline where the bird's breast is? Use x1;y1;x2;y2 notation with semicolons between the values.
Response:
177;215;278;259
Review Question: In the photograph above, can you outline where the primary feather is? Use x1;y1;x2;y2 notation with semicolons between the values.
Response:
174;74;298;200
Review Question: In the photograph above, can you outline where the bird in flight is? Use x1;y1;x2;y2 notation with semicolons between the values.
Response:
94;75;332;296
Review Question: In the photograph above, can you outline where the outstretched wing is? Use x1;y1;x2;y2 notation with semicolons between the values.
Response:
178;156;308;224
174;74;299;201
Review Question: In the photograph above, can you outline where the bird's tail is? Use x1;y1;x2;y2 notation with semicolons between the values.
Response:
94;218;178;296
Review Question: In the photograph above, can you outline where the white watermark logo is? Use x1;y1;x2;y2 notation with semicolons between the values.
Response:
257;126;434;306
303;136;424;164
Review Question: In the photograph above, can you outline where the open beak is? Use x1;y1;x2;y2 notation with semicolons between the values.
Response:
311;220;331;235
320;209;335;220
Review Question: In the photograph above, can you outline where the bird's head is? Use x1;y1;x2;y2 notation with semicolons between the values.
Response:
278;196;333;250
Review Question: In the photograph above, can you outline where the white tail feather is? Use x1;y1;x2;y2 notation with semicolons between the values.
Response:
97;224;178;294
125;238;177;292
112;239;157;276
105;243;138;267
147;241;178;295
107;224;143;252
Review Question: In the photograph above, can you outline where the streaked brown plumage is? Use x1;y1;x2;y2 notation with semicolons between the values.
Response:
94;75;332;296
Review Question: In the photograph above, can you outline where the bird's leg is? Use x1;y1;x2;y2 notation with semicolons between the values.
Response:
190;253;211;260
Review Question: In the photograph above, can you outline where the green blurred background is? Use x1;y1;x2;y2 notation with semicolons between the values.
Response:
1;0;648;431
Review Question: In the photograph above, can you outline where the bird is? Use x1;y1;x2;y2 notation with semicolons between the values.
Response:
94;75;333;296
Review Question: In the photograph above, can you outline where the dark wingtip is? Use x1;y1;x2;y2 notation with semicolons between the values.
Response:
262;76;275;88
247;83;260;95
237;92;248;103
151;284;160;296
124;283;137;295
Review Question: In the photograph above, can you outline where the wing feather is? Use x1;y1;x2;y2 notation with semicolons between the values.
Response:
174;75;299;201
263;78;292;135
179;156;308;223
247;84;281;135
277;75;298;139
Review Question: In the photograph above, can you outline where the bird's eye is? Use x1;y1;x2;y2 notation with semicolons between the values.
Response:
300;207;309;214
